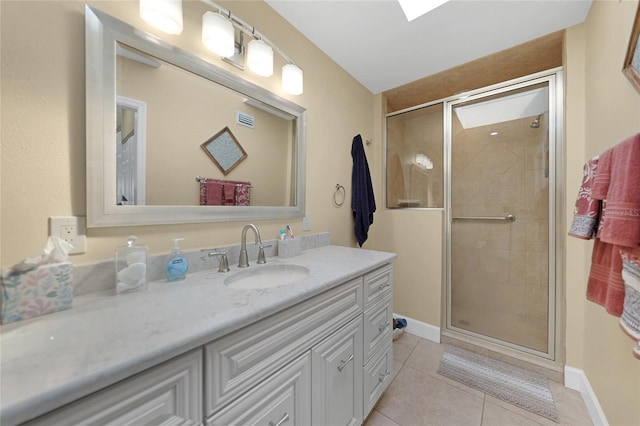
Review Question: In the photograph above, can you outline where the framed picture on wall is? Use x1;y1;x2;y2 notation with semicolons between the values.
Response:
623;3;640;94
200;127;247;175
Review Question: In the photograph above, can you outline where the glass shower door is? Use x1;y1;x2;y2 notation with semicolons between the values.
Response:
447;81;553;356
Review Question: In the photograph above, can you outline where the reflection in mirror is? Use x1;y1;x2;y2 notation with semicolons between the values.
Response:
116;96;147;206
86;6;306;227
116;43;295;207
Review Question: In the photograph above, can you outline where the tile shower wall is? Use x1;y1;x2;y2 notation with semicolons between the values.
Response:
450;114;549;353
386;105;444;208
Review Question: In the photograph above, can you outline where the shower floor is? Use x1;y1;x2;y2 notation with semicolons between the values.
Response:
451;303;548;353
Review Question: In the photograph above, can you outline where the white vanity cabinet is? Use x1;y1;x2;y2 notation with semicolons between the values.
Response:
8;260;394;426
24;349;203;426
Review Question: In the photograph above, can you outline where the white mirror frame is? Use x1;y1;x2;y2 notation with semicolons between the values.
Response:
85;5;306;227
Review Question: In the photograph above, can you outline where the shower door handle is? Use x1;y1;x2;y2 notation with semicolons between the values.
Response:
452;214;516;222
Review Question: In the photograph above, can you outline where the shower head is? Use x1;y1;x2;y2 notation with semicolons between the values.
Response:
530;114;542;129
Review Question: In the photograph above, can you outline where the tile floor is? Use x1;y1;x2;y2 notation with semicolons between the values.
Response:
365;332;593;426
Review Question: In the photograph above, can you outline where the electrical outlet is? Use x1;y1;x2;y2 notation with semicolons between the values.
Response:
49;216;86;255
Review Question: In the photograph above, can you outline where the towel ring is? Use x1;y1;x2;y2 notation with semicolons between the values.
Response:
333;184;346;207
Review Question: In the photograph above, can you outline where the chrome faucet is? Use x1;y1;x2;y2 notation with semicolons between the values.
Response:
239;224;262;268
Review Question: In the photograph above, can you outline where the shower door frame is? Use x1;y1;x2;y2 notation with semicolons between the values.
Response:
442;69;564;370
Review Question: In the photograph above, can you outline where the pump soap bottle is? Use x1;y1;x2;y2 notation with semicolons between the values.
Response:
165;238;188;282
115;235;148;294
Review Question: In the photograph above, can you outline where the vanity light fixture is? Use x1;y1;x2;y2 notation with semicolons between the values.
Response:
140;0;304;95
202;11;235;57
139;0;183;35
204;0;304;94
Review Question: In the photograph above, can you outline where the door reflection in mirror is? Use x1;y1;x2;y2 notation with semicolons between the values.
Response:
116;96;147;206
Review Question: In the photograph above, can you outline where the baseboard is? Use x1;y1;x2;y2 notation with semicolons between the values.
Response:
393;313;440;343
564;366;608;426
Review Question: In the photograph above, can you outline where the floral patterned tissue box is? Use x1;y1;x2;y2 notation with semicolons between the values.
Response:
1;262;73;324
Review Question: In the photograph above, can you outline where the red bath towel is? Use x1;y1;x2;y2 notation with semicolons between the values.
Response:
587;239;626;316
593;133;640;247
222;184;236;205
201;181;224;205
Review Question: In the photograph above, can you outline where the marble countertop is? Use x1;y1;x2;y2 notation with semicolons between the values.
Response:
0;245;396;426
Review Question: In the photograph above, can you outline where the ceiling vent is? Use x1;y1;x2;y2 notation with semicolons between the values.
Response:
236;111;255;128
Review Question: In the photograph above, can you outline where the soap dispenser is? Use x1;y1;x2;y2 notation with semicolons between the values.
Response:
165;238;188;282
115;235;148;294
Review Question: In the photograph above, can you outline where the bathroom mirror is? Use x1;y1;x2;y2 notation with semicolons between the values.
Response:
86;5;306;227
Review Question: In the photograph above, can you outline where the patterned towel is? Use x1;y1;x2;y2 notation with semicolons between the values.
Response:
619;251;640;359
569;157;600;239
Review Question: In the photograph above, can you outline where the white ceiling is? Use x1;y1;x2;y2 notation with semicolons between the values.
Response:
265;0;593;94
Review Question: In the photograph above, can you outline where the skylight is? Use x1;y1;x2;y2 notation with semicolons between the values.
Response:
397;0;450;21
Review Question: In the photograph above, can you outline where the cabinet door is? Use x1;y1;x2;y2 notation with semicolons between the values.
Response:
363;342;392;417
311;316;364;426
206;352;311;426
25;350;203;426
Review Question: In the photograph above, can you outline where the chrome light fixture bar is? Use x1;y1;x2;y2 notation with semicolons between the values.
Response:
139;0;303;95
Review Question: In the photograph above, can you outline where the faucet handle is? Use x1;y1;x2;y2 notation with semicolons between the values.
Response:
257;244;272;264
208;250;230;273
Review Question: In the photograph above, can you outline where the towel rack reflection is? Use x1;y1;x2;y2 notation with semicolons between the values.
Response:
453;214;516;222
195;176;253;188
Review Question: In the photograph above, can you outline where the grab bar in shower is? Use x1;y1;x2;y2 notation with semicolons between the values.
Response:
452;214;516;222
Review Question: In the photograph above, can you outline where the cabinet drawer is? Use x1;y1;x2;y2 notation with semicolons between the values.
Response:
205;278;363;415
363;342;392;417
311;316;364;426
364;265;392;308
206;352;311;426
363;293;393;362
25;350;203;426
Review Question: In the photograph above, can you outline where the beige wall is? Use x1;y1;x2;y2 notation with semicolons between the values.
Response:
0;0;374;264
373;208;443;326
565;1;640;425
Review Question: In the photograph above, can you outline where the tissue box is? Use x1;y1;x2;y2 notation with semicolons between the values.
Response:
278;238;302;258
1;262;73;324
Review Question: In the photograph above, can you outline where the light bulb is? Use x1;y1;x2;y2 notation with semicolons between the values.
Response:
202;12;235;58
139;0;183;35
247;39;273;77
282;64;303;95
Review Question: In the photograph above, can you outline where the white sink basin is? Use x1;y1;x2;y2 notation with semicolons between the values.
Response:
224;264;310;290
